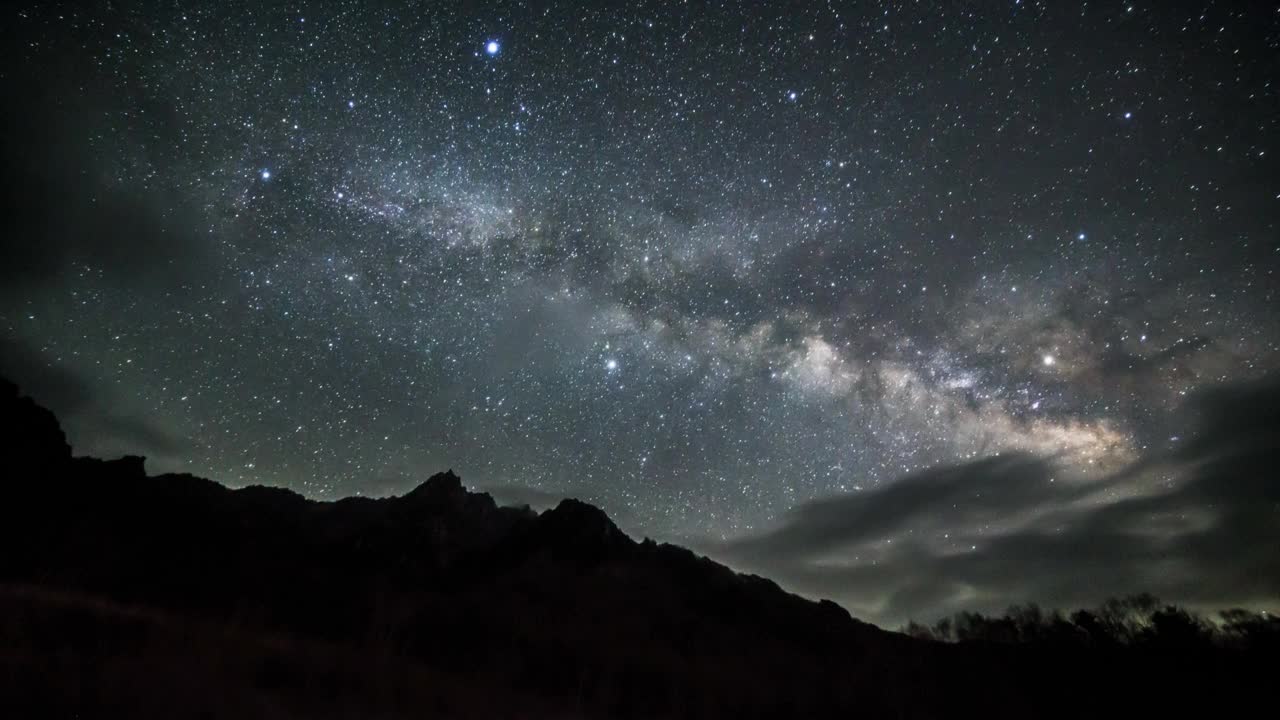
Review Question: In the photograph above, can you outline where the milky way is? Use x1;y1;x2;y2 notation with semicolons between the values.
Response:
2;1;1277;624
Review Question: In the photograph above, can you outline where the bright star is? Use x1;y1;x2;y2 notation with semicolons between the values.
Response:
1043;355;1056;367
261;169;271;180
605;359;618;371
486;40;500;56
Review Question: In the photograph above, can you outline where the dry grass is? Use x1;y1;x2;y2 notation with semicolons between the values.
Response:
0;583;567;719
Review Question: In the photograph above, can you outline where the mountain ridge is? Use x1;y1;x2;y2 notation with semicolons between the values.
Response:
0;375;1271;718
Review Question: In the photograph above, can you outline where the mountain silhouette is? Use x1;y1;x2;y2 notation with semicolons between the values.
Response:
0;376;1272;718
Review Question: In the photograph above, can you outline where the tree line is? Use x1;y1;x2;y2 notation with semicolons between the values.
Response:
903;594;1279;650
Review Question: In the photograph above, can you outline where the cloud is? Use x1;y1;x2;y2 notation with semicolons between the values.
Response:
0;337;95;413
724;454;1067;562
715;375;1280;626
0;336;192;459
0;30;211;294
471;482;568;511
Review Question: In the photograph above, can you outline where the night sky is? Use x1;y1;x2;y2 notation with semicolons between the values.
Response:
2;1;1277;626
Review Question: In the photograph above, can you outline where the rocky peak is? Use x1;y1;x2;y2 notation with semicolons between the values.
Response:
1;377;71;473
536;497;629;549
401;469;466;504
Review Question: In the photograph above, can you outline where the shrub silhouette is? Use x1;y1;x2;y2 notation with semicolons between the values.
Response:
906;594;1274;651
1;375;1276;718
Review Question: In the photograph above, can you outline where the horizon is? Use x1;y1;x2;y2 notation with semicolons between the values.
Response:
5;372;1277;630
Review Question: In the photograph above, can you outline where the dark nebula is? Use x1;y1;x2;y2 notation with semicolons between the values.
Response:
2;0;1276;626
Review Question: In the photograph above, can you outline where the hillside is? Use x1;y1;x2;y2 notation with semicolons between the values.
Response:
0;376;1271;718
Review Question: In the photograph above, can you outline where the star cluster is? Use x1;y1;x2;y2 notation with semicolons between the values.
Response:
2;1;1276;624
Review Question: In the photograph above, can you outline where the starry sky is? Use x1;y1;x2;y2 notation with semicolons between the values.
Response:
2;1;1277;626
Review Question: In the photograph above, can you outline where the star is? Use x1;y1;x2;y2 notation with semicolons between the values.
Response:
8;0;1275;630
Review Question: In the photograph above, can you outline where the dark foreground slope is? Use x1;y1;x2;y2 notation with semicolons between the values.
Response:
0;378;1271;718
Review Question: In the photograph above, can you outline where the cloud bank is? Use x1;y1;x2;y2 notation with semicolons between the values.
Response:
716;375;1280;626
